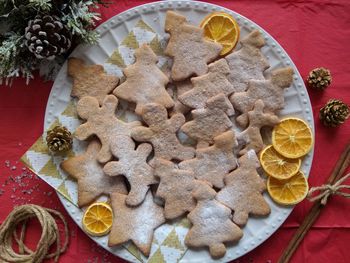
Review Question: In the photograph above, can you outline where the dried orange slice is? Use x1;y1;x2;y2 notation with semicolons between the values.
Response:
272;118;313;159
82;202;113;236
267;171;309;205
200;12;240;56
260;145;301;180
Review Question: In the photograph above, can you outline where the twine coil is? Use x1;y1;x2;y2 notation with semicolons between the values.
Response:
308;173;350;205
0;204;69;263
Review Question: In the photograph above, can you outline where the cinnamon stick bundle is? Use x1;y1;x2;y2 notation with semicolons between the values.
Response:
278;143;350;263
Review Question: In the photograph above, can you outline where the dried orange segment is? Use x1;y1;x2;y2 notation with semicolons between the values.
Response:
272;118;313;159
260;145;301;180
82;202;113;236
267;171;309;205
200;12;240;56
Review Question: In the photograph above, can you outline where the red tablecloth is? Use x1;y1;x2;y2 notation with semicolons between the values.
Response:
1;1;350;262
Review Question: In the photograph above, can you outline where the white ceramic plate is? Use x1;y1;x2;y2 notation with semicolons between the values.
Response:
44;1;315;262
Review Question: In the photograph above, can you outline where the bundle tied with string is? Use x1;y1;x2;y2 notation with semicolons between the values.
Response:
308;173;350;205
0;204;69;263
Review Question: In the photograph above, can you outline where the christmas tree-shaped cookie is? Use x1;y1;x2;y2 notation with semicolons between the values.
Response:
179;131;237;189
103;136;156;206
113;44;174;115
238;100;279;155
75;95;141;163
179;59;235;109
68;58;119;105
230;67;294;127
61;140;127;207
225;30;269;92
131;103;195;161
216;150;270;226
108;191;165;256
151;158;198;219
181;93;234;147
185;181;243;258
165;11;222;81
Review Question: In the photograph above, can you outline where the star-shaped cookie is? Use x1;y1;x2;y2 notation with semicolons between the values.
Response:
68;58;119;105
60;140;127;207
108;191;165;256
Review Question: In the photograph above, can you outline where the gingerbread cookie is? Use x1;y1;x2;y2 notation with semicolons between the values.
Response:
230;67;294;127
131;103;195;161
165;11;222;81
103;136;156;206
238;100;279;155
61;140;127;207
225;30;269;92
68;58;119;105
113;44;174;115
151;158;198;219
179;131;237;189
75;95;141;163
216;150;270;226
179;59;234;109
181;93;234;147
108;191;165;256
185;181;243;258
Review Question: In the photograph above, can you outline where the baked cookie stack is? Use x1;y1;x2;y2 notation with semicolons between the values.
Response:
61;10;294;259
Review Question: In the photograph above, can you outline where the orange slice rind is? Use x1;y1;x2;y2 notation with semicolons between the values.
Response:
82;202;113;236
272;118;313;159
200;12;240;56
267;171;309;205
260;145;301;180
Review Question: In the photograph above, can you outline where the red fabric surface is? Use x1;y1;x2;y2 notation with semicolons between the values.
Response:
1;0;350;262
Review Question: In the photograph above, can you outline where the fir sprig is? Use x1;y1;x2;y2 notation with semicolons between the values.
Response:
0;0;108;84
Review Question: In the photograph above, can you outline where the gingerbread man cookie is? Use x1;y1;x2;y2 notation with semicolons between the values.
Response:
238;100;279;155
216;150;270;226
113;44;174;115
225;30;269;92
179;131;237;189
68;58;119;105
151;158;198;219
179;59;235;109
185;181;243;258
108;191;165;256
181;93;234;147
131;103;195;161
75;95;141;163
61;140;127;207
103;136;157;206
165;11;222;81
230;67;294;127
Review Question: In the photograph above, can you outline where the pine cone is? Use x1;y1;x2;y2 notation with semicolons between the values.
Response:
46;126;73;153
307;67;332;90
25;15;71;60
319;99;350;127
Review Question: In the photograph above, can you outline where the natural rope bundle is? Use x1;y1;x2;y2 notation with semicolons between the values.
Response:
308;173;350;205
0;204;69;263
